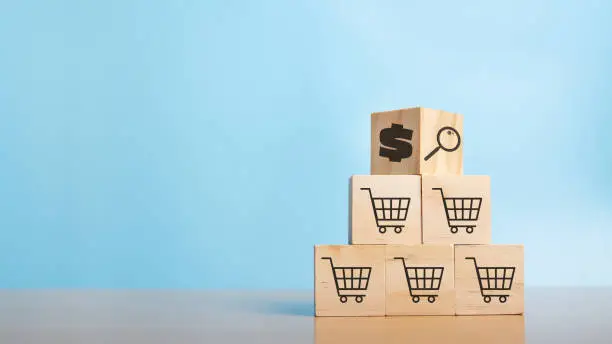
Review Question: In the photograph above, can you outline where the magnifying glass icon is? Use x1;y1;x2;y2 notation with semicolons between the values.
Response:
424;126;461;161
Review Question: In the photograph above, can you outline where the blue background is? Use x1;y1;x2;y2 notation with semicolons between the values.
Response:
1;0;611;288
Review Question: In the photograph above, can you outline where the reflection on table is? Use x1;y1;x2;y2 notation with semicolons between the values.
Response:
315;315;524;344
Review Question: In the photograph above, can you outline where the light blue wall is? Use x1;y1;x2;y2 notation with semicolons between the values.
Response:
1;0;610;288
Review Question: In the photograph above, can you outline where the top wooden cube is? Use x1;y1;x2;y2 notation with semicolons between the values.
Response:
371;107;463;175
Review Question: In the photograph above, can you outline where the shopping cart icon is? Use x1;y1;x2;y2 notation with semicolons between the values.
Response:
466;257;515;303
433;187;482;234
361;187;411;234
394;257;444;303
321;257;371;304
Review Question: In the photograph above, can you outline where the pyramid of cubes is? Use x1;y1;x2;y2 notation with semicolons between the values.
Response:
315;107;524;316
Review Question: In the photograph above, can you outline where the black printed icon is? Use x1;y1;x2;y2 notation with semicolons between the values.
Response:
466;257;515;303
433;187;482;234
424;126;461;161
361;188;410;234
395;257;444;303
322;257;372;304
379;123;413;162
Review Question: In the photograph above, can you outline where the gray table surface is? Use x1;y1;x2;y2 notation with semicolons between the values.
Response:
0;288;609;343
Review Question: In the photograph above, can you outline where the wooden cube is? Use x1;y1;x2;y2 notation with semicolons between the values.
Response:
315;315;524;344
314;245;385;316
454;316;525;344
350;175;421;245
384;316;458;343
455;245;524;315
316;316;456;344
422;175;491;244
386;245;455;315
315;317;387;344
371;107;463;175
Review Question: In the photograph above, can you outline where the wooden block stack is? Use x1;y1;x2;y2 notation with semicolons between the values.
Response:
315;107;524;316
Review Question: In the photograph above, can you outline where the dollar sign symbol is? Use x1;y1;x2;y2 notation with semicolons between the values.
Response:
379;123;413;162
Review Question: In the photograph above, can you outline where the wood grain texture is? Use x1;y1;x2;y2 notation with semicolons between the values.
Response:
316;315;525;344
455;245;524;315
453;315;525;344
422;175;491;244
350;175;421;245
314;245;385;317
371;108;420;175
370;107;463;175
386;245;455;315
315;317;387;344
419;108;463;175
